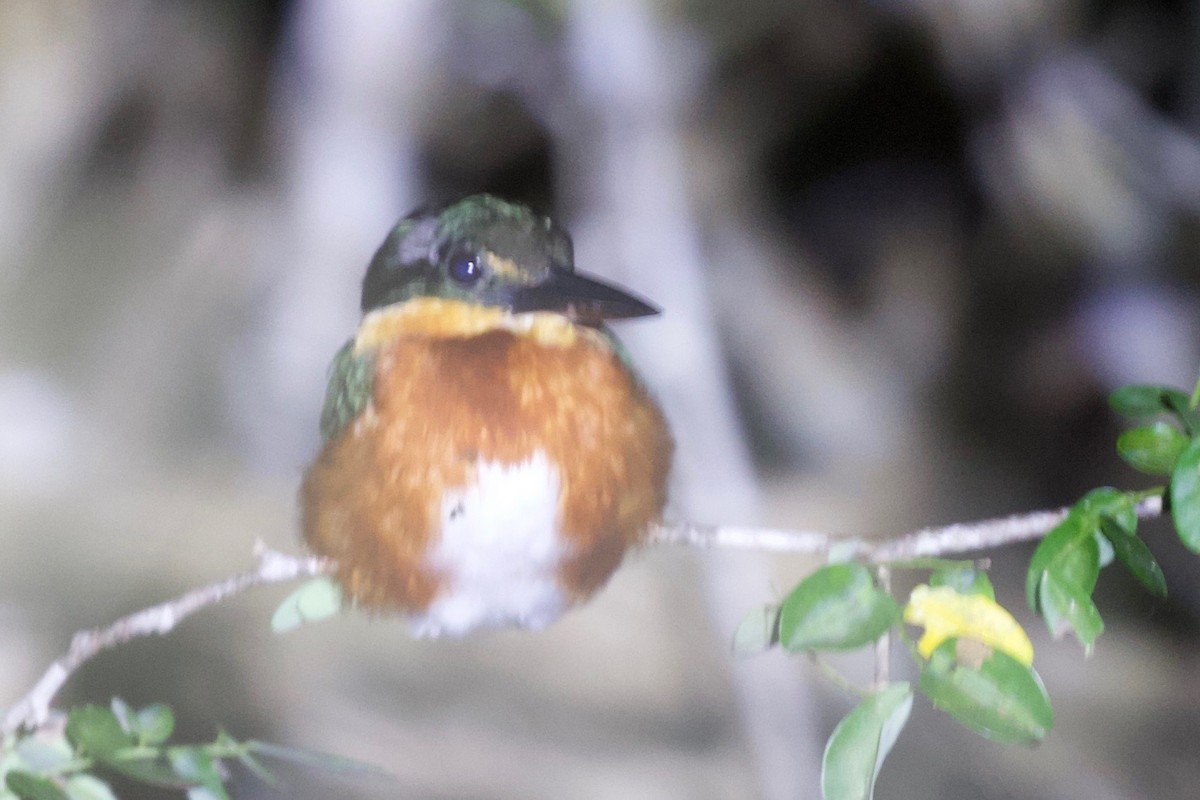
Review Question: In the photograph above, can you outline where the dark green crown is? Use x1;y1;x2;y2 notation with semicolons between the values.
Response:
360;194;657;322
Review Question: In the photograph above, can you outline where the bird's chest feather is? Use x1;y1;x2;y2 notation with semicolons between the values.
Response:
409;451;567;637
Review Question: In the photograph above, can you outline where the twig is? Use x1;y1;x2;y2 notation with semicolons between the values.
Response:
649;494;1165;561
2;544;332;737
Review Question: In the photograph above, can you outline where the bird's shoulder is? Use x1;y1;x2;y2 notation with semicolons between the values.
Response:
318;338;376;445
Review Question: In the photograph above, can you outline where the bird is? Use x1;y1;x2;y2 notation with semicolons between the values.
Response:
300;194;673;638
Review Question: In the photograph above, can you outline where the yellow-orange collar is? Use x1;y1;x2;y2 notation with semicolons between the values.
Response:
354;297;610;354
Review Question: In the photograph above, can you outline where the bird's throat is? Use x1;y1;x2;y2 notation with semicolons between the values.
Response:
355;297;602;354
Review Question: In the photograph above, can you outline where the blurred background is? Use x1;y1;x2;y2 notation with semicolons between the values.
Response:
2;1;1200;797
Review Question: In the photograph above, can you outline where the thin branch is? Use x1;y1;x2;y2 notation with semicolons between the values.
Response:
649;494;1165;561
2;544;332;737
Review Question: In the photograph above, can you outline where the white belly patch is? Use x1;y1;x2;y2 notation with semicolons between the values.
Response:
408;451;568;638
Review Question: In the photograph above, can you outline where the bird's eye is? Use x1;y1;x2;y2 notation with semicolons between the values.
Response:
448;251;483;285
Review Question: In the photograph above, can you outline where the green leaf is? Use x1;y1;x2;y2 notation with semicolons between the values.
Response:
106;699;173;747
919;639;1053;745
102;756;191;789
1027;509;1077;609
14;735;74;773
1080;486;1134;569
1038;572;1103;651
1162;392;1200;435
732;605;779;657
2;754;30;789
132;705;175;747
271;577;344;633
63;775;117;800
1099;519;1167;597
778;564;899;652
1025;488;1133;648
65;707;133;758
1026;509;1099;609
1109;384;1191;421
929;566;994;600
821;683;912;800
1077;487;1137;533
5;772;68;800
167;748;227;800
1117;422;1188;475
1171;436;1200;553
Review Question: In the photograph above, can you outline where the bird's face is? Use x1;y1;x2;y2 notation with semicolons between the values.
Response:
360;195;658;324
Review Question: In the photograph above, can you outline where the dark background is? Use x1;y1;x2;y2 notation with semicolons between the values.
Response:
2;1;1199;797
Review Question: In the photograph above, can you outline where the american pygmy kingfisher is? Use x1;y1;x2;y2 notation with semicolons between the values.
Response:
301;195;673;637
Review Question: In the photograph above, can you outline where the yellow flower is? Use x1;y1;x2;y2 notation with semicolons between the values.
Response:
904;584;1034;666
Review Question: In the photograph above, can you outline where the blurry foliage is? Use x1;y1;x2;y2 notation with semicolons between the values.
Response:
0;699;381;800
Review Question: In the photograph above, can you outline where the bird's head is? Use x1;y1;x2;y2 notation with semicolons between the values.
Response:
360;194;657;324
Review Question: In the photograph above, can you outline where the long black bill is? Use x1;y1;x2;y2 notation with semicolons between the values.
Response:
510;269;660;322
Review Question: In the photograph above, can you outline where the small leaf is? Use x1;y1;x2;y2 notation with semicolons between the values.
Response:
14;734;74;772
2;737;30;776
904;585;1033;666
1077;487;1137;535
1117;423;1188;475
102;756;192;789
167;748;227;800
732;605;779;657
821;683;913;800
1171;436;1200;553
929;566;994;600
1162;392;1200;435
1038;573;1103;652
63;775;118;800
271;578;344;633
778;564;899;652
1072;492;1124;584
1027;509;1077;609
65;706;134;758
133;705;175;747
1026;509;1099;609
1099;519;1167;598
1109;384;1191;421
919;639;1053;745
1026;491;1120;649
5;772;69;800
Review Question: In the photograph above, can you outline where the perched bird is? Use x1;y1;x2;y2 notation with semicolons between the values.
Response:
301;195;673;637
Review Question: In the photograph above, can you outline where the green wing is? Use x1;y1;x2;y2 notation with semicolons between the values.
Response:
318;339;375;445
